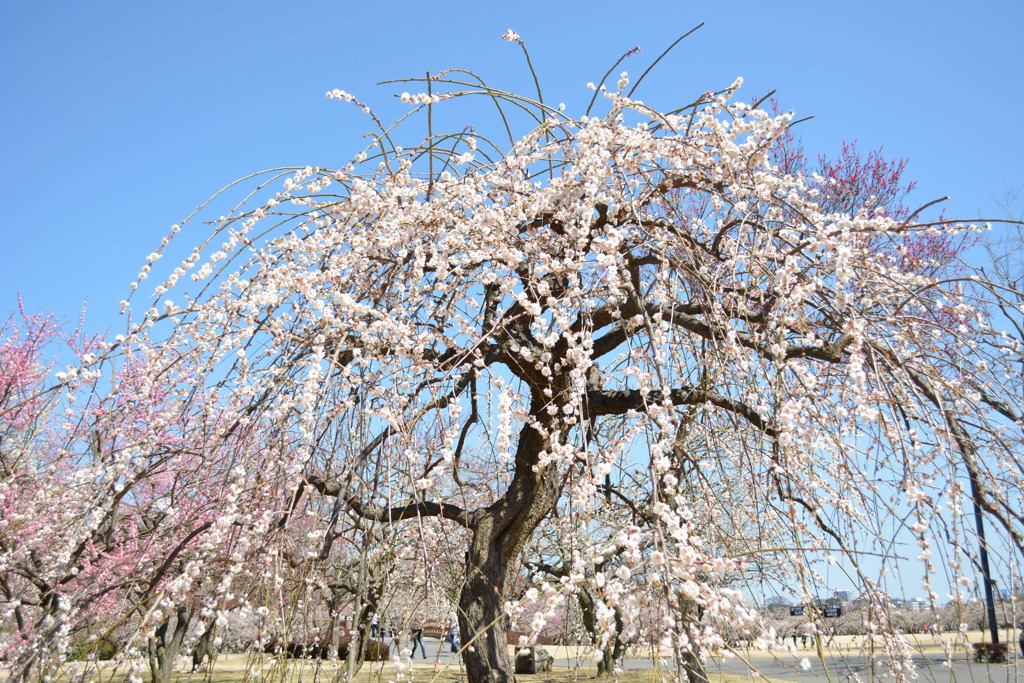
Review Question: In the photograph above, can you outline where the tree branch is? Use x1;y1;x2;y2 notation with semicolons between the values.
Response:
304;473;473;528
584;386;776;437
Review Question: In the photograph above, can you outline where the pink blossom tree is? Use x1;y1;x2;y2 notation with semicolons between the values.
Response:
0;314;283;682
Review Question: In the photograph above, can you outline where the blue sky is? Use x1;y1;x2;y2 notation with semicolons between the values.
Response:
3;1;1021;331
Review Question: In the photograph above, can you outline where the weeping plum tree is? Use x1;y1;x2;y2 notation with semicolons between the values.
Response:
3;33;1023;683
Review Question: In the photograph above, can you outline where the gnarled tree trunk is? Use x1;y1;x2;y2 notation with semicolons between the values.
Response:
345;581;382;674
148;603;192;683
577;584;625;677
458;410;560;683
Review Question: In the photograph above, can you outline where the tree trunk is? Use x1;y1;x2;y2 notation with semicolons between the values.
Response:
148;603;192;683
325;584;346;660
675;598;707;683
356;584;382;663
9;586;64;683
459;549;514;683
458;410;560;683
343;582;381;676
577;584;625;677
191;618;215;671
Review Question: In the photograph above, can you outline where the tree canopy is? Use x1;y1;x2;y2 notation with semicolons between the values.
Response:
2;45;1022;683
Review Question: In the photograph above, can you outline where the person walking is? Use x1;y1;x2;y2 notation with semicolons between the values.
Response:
409;617;426;659
389;616;400;649
450;618;462;655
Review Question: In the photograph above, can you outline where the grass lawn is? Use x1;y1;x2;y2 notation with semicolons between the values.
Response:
33;654;766;683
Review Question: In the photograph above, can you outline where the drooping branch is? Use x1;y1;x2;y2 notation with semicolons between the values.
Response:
139;521;215;602
876;347;1024;555
584;386;776;437
652;303;854;363
303;473;474;528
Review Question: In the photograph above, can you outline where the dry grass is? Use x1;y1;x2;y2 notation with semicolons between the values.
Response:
35;654;758;683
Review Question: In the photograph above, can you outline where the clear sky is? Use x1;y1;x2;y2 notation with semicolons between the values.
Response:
1;1;1021;601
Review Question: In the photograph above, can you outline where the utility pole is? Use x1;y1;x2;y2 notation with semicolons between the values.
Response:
970;478;1000;646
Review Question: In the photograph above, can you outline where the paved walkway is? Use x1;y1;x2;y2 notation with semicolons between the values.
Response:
414;636;1024;681
548;649;1024;682
702;651;1024;682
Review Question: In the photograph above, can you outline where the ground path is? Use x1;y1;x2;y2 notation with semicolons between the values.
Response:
409;632;1024;682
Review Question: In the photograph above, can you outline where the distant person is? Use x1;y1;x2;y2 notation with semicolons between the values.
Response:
448;617;459;652
409;618;426;659
371;612;379;639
